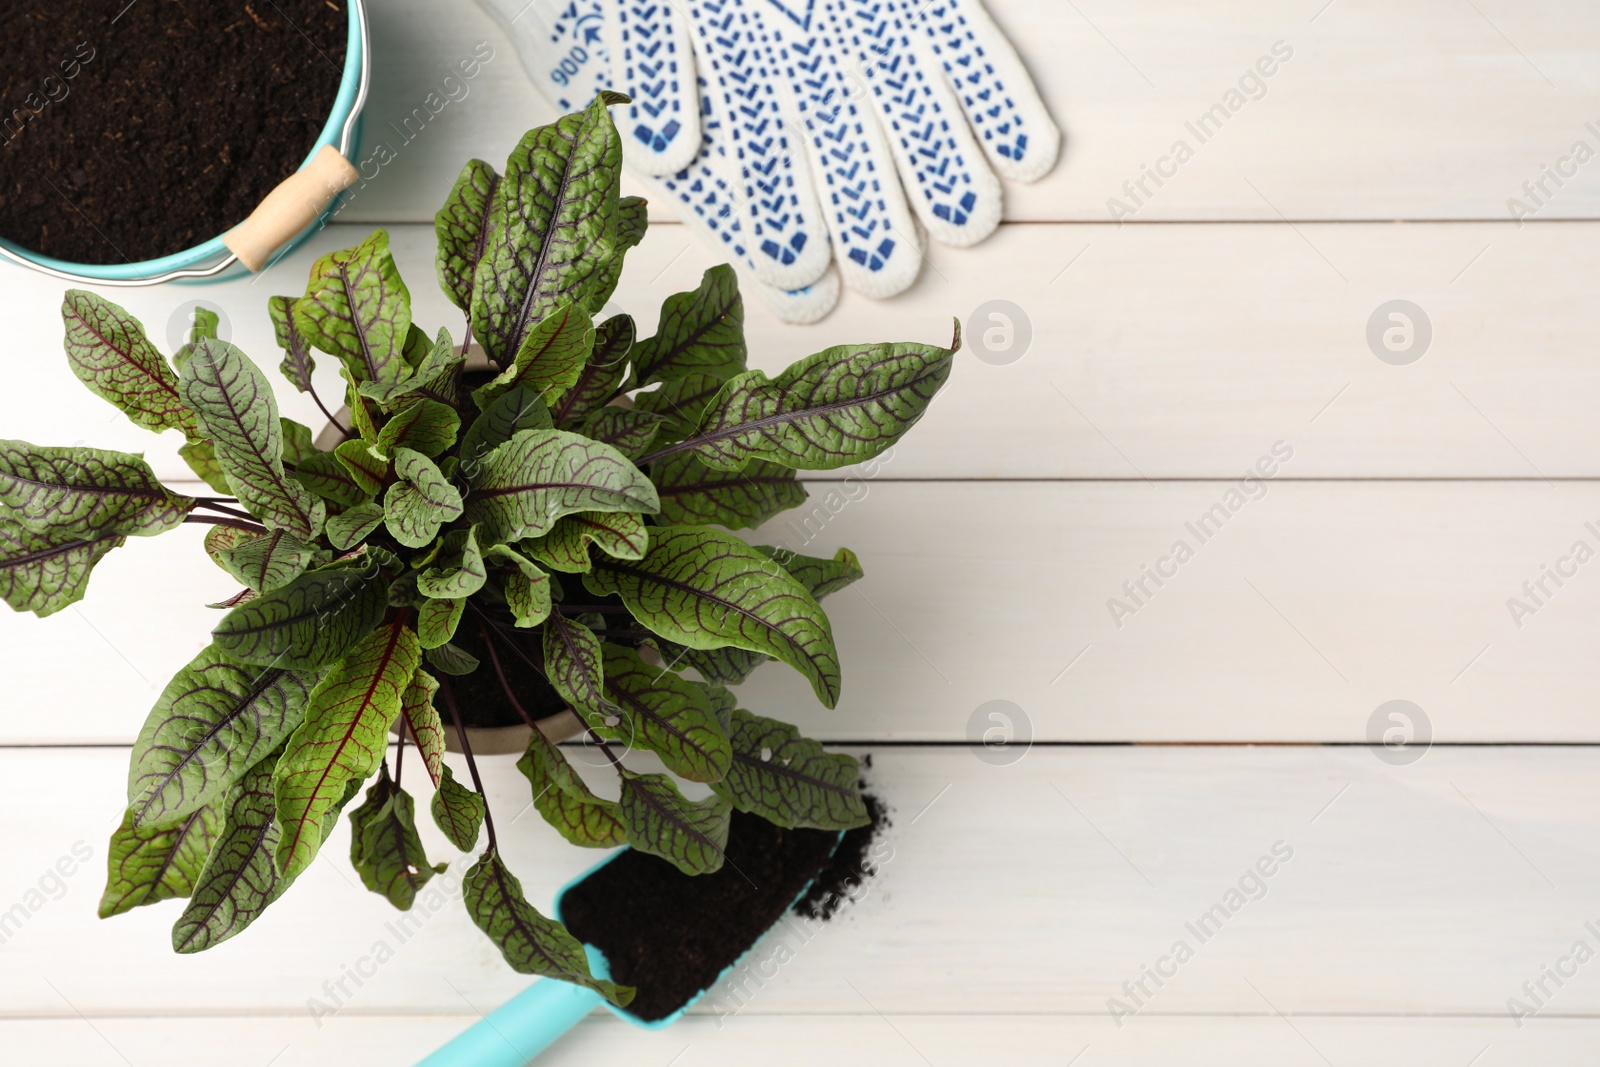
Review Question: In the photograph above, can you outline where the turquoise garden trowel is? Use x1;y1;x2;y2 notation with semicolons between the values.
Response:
416;821;847;1066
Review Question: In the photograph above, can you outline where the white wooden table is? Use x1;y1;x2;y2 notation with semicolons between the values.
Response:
4;1;1600;1062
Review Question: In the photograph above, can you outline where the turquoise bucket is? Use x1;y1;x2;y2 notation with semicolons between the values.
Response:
0;0;369;286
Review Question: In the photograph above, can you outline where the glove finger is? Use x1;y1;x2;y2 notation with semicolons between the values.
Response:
748;262;844;324
476;0;612;112
767;0;924;299
913;0;1061;183
835;0;1001;248
605;0;703;175
681;0;834;291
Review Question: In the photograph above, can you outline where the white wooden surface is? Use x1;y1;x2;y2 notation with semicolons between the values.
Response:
3;0;1600;1061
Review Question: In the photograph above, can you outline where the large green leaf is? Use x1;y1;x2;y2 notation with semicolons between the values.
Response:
416;597;464;649
399;669;446;787
325;502;385;551
127;646;319;830
98;801;222;919
383;448;463;549
430;764;485;852
633;372;728;439
468;93;624;368
629;264;746;387
417;527;486;599
173;751;360;952
293;230;413;385
651;455;805;529
334;439;387;497
473;301;595;408
279;418;318;466
360;327;464;409
710;710;868;830
61;290;197;437
273;617;420;878
458;385;553;476
587;195;647;311
212;562;389;669
350;766;445;910
269;295;316;392
214;529;321;593
577;407;664;461
520;511;646;574
542;611;619;723
436;158;501;311
178;338;324;538
464;429;657;545
376;399;460;459
462;848;632;1005
515;729;625;848
618;770;731;876
599;644;730;783
0;441;194;539
179;437;234;495
585;526;841;707
289;450;371;508
656;333;958;472
0;519;125;617
549;313;633;426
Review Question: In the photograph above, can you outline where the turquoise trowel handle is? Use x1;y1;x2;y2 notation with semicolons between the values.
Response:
416;979;603;1066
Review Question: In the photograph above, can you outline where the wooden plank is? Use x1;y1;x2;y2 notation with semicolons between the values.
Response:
7;480;1600;744
349;0;1600;224
7;220;1600;483
3;745;1599;1027
4;1013;1597;1067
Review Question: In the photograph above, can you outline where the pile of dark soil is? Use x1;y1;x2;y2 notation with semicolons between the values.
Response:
562;789;890;1021
0;0;346;264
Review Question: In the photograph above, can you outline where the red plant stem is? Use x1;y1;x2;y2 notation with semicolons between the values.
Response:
586;727;625;771
555;604;634;614
307;380;351;439
393;717;406;790
191;500;257;522
478;619;540;729
183;514;266;534
439;674;497;851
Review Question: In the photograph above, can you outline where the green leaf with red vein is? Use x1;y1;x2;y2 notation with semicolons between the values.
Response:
213;529;321;593
473;301;595;409
0;441;194;538
463;847;632;1005
633;372;727;439
658;331;959;472
376;398;460;459
350;765;445;910
417;527;486;599
485;543;551;627
464;429;657;546
650;454;805;529
618;769;731;876
577;407;664;461
127;645;320;830
459;384;553;474
292;230;413;385
757;545;864;599
333;439;387;497
61;290;197;437
269;295;316;393
588;195;647;311
173;749;360;952
325;503;385;551
599;644;730;783
99;801;223;919
399;669;446;787
629;264;746;387
212;563;389;669
584;525;841;707
550;313;633;426
516;728;625;848
383;448;463;548
710;709;868;830
468;92;624;368
416;597;464;649
520;511;647;574
542;610;619;724
290;450;371;507
0;519;125;617
430;764;485;851
179;338;324;538
435;158;500;311
273;617;420;878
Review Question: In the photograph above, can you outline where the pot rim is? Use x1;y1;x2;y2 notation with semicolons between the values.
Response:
0;0;370;286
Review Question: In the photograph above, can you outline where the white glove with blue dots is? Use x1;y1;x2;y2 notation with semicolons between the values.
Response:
477;0;1059;322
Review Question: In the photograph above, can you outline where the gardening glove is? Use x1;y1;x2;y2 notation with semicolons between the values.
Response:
476;0;1060;318
476;0;842;324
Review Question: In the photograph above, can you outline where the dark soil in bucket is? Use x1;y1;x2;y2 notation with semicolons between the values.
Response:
561;792;889;1022
0;0;346;264
449;619;567;729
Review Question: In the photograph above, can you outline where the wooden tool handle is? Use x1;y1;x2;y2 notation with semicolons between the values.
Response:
223;145;358;272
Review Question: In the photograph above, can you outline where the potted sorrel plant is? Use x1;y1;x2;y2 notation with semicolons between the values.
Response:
0;94;955;1003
